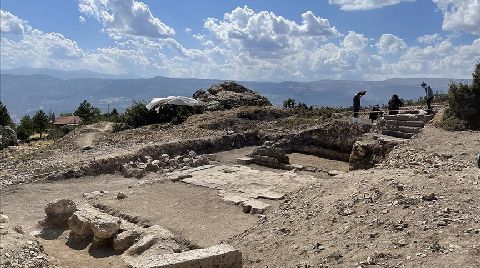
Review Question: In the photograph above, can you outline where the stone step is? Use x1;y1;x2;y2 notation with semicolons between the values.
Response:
373;134;408;144
385;120;425;128
384;125;423;134
382;130;415;139
384;114;434;123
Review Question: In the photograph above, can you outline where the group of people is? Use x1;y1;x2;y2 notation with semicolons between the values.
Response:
353;82;435;123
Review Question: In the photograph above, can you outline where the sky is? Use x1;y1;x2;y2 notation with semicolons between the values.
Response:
1;0;479;81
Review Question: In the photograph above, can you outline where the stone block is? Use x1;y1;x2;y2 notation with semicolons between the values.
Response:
236;157;254;165
124;244;242;268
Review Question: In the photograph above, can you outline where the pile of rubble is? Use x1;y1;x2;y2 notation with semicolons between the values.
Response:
121;151;210;179
0;213;52;268
247;140;290;169
193;81;271;111
41;199;242;268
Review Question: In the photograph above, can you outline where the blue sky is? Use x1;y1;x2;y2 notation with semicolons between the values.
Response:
1;0;479;81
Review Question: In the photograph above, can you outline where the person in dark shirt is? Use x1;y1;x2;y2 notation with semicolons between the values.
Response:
353;90;366;119
369;105;383;123
388;94;403;115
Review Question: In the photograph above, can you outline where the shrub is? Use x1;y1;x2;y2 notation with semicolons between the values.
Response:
121;101;200;128
48;126;73;140
440;63;480;130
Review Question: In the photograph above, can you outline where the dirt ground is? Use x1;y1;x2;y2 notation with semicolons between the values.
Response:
229;124;480;268
94;180;259;248
1;107;479;268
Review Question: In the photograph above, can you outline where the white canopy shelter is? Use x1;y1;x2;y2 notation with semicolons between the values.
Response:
146;96;201;110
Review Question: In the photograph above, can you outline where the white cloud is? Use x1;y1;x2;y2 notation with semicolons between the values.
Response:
78;0;175;39
185;28;192;34
416;33;443;44
329;0;414;11
1;8;479;82
203;6;339;59
79;16;86;23
342;31;368;50
433;0;480;35
0;10;29;35
375;34;406;54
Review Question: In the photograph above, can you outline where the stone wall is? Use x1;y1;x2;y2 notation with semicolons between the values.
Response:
288;121;372;161
46;131;262;181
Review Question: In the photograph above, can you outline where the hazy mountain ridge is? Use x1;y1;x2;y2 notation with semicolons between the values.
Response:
0;69;471;122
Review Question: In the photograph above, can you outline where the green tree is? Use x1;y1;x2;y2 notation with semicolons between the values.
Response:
32;110;49;138
441;62;480;130
16;115;34;141
0;101;13;127
74;100;101;124
110;108;119;117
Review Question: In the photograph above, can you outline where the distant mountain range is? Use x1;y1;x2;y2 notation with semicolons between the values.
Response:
1;67;138;80
0;68;471;122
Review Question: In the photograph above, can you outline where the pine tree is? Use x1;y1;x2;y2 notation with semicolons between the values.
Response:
16;115;34;140
74;100;100;124
0;101;13;127
32;110;49;138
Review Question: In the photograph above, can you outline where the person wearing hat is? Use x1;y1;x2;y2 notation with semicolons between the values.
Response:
353;90;366;120
421;82;434;114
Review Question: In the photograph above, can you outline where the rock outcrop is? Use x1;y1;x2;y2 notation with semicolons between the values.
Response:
0;125;18;150
193;81;271;111
349;134;407;170
44;199;77;227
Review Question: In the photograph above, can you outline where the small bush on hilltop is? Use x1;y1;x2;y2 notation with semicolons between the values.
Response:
438;63;480;131
120;101;200;129
48;126;73;140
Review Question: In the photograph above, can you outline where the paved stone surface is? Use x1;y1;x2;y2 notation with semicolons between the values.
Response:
180;165;317;203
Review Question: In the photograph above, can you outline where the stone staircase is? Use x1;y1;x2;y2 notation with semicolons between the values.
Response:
349;112;435;170
381;114;434;139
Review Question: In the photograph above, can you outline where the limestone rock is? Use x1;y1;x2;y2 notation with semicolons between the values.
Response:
44;199;77;227
67;206;121;242
113;229;141;253
0;125;18;150
193;81;271;111
124;244;242;268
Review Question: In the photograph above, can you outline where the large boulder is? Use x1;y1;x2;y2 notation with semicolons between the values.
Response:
193;81;271;111
67;206;121;246
0;125;18;150
44;199;77;227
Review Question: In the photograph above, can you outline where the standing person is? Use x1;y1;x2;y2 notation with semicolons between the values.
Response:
421;82;434;114
387;94;403;115
352;90;366;122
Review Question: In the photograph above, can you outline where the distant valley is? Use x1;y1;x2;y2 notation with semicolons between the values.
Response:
0;68;471;121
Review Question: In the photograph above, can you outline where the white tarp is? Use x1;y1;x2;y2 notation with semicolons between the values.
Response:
146;96;200;110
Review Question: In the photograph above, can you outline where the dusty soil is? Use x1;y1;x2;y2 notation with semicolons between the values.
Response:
229;124;480;268
1;106;479;268
94;180;259;248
